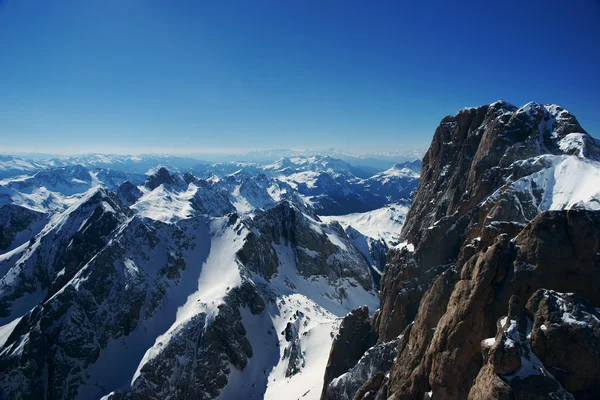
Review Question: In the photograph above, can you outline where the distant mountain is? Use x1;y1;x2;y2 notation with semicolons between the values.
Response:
264;156;419;215
0;149;425;179
0;155;54;179
190;148;425;170
1;144;419;399
0;181;378;400
3;101;599;400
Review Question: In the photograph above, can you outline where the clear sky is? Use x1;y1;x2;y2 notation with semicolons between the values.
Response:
1;0;599;154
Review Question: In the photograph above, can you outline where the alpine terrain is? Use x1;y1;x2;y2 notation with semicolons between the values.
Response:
321;101;600;400
1;101;599;400
0;152;417;399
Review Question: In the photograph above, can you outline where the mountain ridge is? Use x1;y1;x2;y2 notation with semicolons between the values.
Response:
321;101;600;400
1;101;598;400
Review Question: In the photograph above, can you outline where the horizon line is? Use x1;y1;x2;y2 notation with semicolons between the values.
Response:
0;146;426;158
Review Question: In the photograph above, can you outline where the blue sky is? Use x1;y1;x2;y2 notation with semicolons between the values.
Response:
0;0;599;154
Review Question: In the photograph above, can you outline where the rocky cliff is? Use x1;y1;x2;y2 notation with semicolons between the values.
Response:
322;101;600;399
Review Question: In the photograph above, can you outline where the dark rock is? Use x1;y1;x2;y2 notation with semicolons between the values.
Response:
344;102;600;400
321;306;377;399
116;180;143;206
145;167;178;190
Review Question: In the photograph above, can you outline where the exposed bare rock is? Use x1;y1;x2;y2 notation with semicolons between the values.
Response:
385;266;459;399
376;101;598;342
0;204;46;251
525;290;600;398
238;202;374;290
145;166;180;190
321;306;377;399
333;101;600;400
116;180;143;206
326;336;400;400
470;288;600;399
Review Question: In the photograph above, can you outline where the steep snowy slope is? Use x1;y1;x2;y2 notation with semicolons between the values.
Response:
321;203;409;246
265;156;419;215
0;149;420;400
320;203;410;279
0;179;378;400
0;166;100;213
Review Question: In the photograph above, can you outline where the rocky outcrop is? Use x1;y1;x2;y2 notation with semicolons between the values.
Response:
189;179;235;217
116;180;143;206
145;166;181;190
470;289;600;399
376;101;597;342
326;335;400;400
0;204;46;251
112;281;266;400
238;202;374;290
321;306;377;398
323;102;600;400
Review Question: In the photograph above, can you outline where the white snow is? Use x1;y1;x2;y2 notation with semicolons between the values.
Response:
372;164;419;183
492;155;600;212
326;232;348;251
558;132;588;157
321;203;409;246
131;184;195;223
0;316;22;348
0;241;29;263
131;217;246;384
219;236;378;400
395;240;415;252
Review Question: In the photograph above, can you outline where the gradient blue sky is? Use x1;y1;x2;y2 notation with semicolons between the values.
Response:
1;0;599;154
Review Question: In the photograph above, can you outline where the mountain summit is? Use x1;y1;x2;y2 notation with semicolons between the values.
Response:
322;101;600;400
0;101;598;400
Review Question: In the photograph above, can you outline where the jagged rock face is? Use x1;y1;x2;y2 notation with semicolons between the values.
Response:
470;289;600;400
324;102;600;400
0;189;130;319
321;306;377;398
378;209;599;400
525;291;600;398
0;204;46;251
189;180;236;216
238;202;374;290
376;101;598;341
325;335;400;400
145;167;179;190
116;180;143;206
110;281;266;400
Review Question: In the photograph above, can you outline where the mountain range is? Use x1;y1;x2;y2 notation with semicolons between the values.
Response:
1;101;599;399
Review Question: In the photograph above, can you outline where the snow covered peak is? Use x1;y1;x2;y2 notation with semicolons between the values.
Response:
381;162;420;177
366;160;420;187
452;101;599;162
268;155;354;175
144;167;185;190
489;99;517;110
32;164;93;188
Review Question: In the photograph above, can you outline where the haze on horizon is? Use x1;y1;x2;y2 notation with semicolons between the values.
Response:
1;0;599;154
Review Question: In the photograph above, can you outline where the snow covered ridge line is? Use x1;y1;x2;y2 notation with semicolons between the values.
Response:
0;150;425;178
0;168;382;399
0;156;421;217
